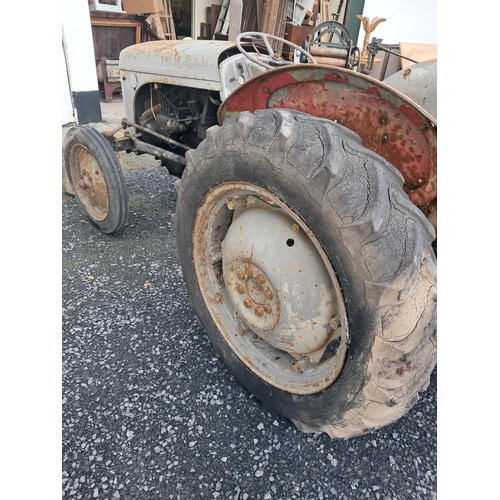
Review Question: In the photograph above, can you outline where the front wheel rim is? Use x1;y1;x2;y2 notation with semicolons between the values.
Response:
67;143;110;222
192;182;349;395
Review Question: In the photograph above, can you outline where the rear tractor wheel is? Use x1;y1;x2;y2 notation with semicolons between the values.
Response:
174;109;437;438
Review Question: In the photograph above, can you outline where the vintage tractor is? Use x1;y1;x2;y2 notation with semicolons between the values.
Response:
63;31;437;438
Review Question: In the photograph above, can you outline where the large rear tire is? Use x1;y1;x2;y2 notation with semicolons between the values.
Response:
174;109;437;438
64;125;129;234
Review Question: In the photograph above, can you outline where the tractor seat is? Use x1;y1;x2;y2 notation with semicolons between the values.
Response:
300;21;360;70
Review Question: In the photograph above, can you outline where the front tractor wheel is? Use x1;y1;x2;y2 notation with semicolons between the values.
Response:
64;125;129;234
174;109;437;438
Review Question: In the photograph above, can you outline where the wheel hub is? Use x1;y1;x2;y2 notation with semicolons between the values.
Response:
69;144;110;221
222;200;337;357
223;258;280;337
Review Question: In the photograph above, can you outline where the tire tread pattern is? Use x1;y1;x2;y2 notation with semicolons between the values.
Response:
176;109;437;438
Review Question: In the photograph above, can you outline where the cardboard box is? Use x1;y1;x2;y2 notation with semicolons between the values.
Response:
122;0;163;14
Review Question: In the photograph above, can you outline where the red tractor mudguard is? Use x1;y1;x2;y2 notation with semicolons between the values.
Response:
218;65;437;220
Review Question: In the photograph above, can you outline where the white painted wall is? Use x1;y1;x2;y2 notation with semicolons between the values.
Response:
62;44;74;125
62;0;100;91
192;0;215;40
357;0;437;47
62;0;101;124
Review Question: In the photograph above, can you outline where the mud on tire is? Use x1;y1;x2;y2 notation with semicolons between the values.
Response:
174;109;437;438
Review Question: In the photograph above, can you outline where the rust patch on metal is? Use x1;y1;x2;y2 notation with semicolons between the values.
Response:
67;143;110;221
219;65;437;209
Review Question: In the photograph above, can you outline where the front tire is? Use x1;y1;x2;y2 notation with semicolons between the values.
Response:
64;125;129;234
174;109;437;438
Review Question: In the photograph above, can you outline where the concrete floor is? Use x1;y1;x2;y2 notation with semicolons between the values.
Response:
97;96;127;129
62;96;126;140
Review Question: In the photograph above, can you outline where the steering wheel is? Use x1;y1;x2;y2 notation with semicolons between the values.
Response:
235;32;317;69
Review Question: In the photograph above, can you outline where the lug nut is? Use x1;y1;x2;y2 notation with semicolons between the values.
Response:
255;307;264;317
237;285;245;294
256;274;265;284
264;289;273;300
244;299;252;308
263;304;272;314
237;272;246;281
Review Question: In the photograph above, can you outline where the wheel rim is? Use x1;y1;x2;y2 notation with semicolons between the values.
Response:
192;182;348;395
67;143;110;222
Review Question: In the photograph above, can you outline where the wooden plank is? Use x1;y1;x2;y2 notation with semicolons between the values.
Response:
261;0;288;51
311;0;319;23
262;0;280;35
207;6;212;37
210;4;221;38
399;42;437;68
275;0;288;52
160;14;167;33
242;0;257;32
199;22;211;39
146;12;165;39
320;0;330;23
255;0;264;31
161;0;176;39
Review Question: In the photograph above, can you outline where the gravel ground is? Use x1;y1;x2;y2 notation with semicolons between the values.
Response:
62;151;437;500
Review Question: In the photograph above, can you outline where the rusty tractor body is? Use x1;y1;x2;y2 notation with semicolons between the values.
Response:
117;38;436;225
64;34;437;438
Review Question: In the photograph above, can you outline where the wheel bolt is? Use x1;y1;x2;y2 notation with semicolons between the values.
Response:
330;316;340;329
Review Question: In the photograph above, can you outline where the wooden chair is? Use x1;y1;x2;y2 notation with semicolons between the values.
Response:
300;21;360;70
